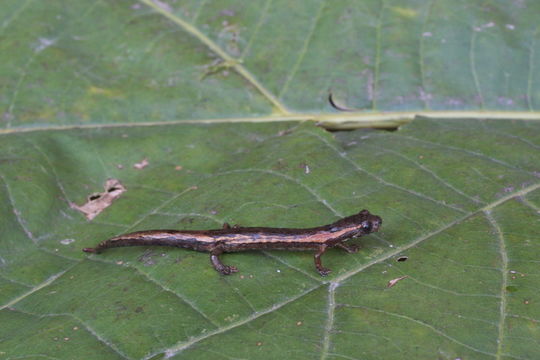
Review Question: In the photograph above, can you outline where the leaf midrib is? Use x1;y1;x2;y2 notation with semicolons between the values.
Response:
2;112;540;136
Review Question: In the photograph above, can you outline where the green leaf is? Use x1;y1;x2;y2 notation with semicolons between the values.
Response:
2;0;540;130
1;1;540;359
1;119;539;359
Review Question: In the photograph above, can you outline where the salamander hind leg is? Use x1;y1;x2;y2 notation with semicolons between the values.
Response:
210;248;238;275
314;244;331;276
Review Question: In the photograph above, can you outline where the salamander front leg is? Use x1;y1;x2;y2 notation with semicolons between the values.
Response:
210;248;238;275
314;244;331;276
335;242;360;253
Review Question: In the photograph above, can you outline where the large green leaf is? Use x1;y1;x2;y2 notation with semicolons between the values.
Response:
1;0;539;359
2;0;540;130
1;119;539;359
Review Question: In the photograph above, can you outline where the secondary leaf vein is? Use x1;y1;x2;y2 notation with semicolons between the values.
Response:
138;0;289;114
485;211;509;360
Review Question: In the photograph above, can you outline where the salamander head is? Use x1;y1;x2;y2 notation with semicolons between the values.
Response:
329;209;382;237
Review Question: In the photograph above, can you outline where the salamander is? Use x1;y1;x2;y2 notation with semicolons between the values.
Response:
83;209;382;276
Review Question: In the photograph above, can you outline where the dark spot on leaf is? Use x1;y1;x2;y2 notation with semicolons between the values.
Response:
220;9;235;16
115;302;128;311
178;217;198;227
135;306;144;313
506;285;518;293
138;250;157;266
89;194;101;200
397;256;408;262
272;158;288;171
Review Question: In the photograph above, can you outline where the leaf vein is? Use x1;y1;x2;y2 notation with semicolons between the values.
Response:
278;0;326;99
484;211;509;360
138;0;289;114
390;133;535;175
130;266;220;328
215;169;343;216
320;282;339;360
240;0;273;60
469;29;485;108
300;130;468;213
333;182;540;283
0;265;76;311
369;144;484;204
341;304;502;358
151;285;321;359
7;308;132;360
519;196;540;212
526;26;539;110
117;186;199;236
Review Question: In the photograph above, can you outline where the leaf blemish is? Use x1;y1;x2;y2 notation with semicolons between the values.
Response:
299;162;310;174
70;178;126;220
396;256;408;262
387;275;408;288
138;250;157;266
133;158;149;169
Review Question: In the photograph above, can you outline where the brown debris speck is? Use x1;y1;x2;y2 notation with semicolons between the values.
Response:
387;275;408;288
133;158;149;169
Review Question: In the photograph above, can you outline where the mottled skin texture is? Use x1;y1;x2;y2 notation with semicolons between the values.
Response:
83;209;382;276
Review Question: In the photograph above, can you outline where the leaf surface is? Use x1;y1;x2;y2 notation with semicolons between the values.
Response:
1;1;539;359
2;0;540;130
1;119;539;359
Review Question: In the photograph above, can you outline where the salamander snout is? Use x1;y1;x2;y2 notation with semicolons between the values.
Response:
370;216;382;232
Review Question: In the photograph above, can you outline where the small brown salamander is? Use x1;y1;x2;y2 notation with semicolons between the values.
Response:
83;209;382;276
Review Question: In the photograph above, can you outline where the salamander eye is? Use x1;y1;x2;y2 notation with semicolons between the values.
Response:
361;221;372;232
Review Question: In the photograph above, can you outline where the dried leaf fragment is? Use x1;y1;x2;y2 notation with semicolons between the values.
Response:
386;275;408;288
71;179;126;220
133;158;149;169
